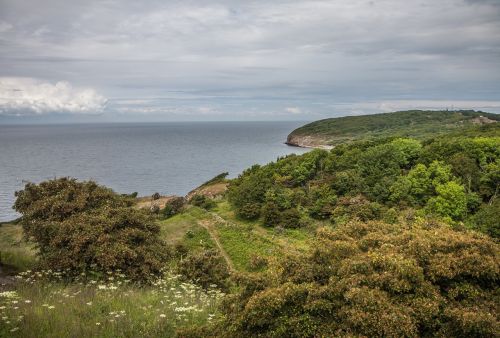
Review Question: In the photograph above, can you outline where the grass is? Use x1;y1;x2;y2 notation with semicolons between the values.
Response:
158;207;215;253
0;271;224;337
0;223;36;271
209;201;313;270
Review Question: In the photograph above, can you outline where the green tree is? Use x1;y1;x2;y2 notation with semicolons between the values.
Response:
426;181;468;220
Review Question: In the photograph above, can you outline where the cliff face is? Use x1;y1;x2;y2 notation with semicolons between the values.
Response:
286;133;333;149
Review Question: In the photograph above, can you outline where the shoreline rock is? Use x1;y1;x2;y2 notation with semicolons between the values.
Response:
285;134;334;150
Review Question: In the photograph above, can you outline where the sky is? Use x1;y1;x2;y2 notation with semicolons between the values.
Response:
0;0;499;122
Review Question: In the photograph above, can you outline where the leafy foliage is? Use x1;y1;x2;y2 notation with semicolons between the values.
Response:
190;194;216;210
202;221;499;337
228;127;500;235
177;249;230;290
162;196;186;218
13;178;169;280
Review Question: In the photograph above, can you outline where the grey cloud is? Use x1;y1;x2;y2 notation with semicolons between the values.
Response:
0;0;499;120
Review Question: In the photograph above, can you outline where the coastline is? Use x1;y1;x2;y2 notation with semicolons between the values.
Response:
285;133;334;150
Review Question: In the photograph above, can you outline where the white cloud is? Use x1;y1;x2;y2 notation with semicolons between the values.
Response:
285;107;302;114
0;77;107;115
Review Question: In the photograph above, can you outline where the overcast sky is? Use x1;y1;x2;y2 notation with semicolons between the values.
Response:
0;0;499;122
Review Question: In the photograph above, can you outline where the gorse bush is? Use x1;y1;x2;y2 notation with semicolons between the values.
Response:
13;178;169;281
197;220;499;337
177;249;230;290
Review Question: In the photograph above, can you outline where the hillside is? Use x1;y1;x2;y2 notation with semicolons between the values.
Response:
286;110;499;148
1;118;499;337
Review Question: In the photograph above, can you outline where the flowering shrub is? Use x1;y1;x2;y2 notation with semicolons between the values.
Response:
194;220;499;337
177;249;230;290
13;178;169;281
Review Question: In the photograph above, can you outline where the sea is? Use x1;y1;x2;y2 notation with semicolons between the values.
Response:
0;121;310;222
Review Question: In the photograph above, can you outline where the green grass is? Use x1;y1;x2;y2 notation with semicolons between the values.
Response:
209;201;313;270
0;223;37;271
157;208;215;252
0;271;223;337
216;224;276;271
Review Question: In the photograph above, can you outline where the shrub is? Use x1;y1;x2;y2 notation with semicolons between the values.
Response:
279;208;303;228
248;254;268;271
203;221;499;337
238;202;262;220
262;202;303;228
261;201;281;227
150;204;160;214
177;249;230;290
13;178;169;281
162;197;186;218
467;199;500;238
190;194;216;210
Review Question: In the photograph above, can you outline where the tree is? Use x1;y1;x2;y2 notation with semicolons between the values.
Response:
426;181;468;220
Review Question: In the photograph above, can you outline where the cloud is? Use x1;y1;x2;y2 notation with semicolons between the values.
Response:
0;21;12;33
0;77;107;115
0;0;499;120
285;107;301;114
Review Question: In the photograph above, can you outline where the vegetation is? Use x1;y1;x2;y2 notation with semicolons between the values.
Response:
1;111;499;337
0;270;224;337
12;178;169;281
192;220;499;337
177;249;230;290
190;194;216;210
199;172;229;188
288;110;500;146
162;197;186;218
229;125;500;238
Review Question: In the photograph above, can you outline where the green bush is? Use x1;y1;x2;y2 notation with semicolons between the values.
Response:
176;249;230;290
162;196;186;218
201;221;499;337
190;194;216;210
262;202;303;228
13;178;169;281
467;199;500;238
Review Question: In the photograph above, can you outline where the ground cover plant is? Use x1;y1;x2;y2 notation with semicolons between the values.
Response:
0;270;224;337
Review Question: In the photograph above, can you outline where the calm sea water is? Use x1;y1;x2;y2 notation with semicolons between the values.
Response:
0;121;309;221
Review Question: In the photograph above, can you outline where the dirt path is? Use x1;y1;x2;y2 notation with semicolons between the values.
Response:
197;219;235;272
